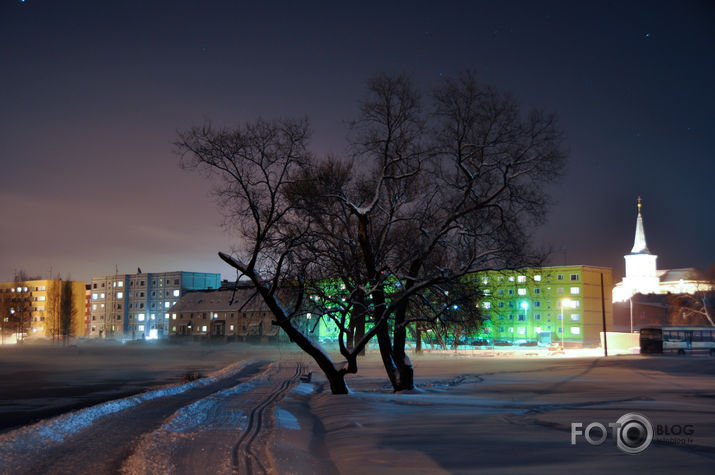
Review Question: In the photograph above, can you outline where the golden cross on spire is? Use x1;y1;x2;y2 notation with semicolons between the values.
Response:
637;196;642;213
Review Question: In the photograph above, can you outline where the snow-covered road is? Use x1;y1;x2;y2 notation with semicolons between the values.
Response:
0;359;309;474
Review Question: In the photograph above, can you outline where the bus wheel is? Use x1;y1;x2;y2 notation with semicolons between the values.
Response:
677;349;685;355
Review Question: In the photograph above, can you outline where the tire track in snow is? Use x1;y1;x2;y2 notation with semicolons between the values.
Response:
232;362;306;475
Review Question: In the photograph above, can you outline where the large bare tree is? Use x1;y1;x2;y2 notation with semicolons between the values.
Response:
176;71;565;393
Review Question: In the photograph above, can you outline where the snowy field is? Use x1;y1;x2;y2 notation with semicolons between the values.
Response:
0;341;713;473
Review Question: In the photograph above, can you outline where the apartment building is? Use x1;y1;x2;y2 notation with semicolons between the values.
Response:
476;265;613;346
88;271;220;339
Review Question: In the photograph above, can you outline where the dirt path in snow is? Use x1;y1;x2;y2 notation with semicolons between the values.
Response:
2;360;270;474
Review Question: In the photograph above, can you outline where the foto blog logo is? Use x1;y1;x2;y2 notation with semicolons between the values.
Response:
571;413;653;454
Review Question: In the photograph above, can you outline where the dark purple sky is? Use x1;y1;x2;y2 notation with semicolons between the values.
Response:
1;0;713;282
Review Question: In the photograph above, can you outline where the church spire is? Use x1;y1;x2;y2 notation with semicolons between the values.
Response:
631;196;650;254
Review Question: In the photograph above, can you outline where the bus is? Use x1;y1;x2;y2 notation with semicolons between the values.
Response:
640;326;715;356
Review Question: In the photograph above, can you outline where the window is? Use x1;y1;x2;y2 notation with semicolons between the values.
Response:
534;288;540;295
509;327;514;333
230;325;234;331
498;289;504;295
518;315;525;321
482;302;491;309
140;281;145;286
166;279;170;284
498;327;505;332
534;301;541;308
152;280;156;286
497;276;504;283
165;313;169;319
498;315;505;320
557;274;564;281
100;293;105;299
483;289;491;295
116;292;123;298
509;314;514;320
557;287;564;294
535;314;541;320
165;301;171;308
508;302;514;307
172;313;177;320
138;314;145;321
508;289;514;295
570;287;580;295
138;325;145;332
570;327;580;335
508;276;515;282
139;303;144;309
117;304;122;309
140;292;145;297
517;275;526;283
174;279;179;285
151;291;156;297
570;314;580;321
201;325;207;332
117;281;123;287
93;283;97;289
517;288;526;296
482;277;489;284
534;275;542;282
570;274;579;281
498;302;504;308
518;327;526;335
173;289;180;297
535;326;542;333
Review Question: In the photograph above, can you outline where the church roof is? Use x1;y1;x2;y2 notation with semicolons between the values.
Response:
630;197;651;254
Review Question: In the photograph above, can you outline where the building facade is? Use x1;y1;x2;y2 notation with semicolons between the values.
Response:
168;285;282;341
88;271;221;339
613;198;714;302
476;265;614;346
0;280;86;341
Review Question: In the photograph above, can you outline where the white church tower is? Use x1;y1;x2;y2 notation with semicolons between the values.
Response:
614;197;660;301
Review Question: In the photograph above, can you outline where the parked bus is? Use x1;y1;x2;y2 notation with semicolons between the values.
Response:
640;326;715;356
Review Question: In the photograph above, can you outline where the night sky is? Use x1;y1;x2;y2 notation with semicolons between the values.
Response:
1;0;713;283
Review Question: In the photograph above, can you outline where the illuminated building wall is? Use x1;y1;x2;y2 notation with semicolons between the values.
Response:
89;271;220;340
167;286;283;341
476;266;614;346
0;280;86;339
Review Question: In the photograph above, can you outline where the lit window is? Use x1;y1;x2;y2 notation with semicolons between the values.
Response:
164;302;171;308
172;313;177;320
534;275;542;282
230;325;234;331
518;327;526;335
518;288;526;296
38;296;46;301
570;287;580;295
508;276;515;282
535;327;542;333
570;327;580;335
173;289;180;297
483;289;491;295
165;313;169;319
100;293;105;299
172;326;176;332
517;275;526;283
570;314;580;321
201;325;207;332
92;304;97;310
497;277;504;283
482;302;491;309
138;325;145;332
92;293;98;300
138;313;145;321
509;327;514;333
150;313;156;320
482;277;489;285
116;292;123;298
100;304;105;308
118;281;123;287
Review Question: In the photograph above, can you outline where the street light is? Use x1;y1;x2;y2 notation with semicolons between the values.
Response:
560;298;572;349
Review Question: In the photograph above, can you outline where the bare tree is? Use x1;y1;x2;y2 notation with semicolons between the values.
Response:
177;71;565;393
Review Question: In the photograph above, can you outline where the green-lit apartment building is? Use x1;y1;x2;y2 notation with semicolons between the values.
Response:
475;265;613;346
309;265;614;347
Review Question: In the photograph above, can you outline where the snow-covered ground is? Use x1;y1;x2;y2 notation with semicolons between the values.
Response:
0;342;713;473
